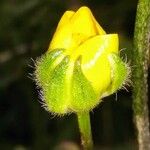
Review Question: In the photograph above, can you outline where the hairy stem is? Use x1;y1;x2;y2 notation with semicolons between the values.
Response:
77;112;93;150
132;0;150;149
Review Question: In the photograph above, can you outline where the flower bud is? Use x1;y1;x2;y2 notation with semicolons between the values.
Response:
34;6;130;115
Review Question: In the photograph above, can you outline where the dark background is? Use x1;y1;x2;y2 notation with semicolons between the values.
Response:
0;0;139;149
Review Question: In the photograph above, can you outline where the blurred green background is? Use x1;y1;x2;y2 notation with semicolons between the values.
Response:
0;0;139;149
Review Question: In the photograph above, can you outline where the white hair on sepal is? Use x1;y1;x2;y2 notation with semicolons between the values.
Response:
113;54;132;94
36;89;58;118
119;48;127;53
28;57;37;68
37;88;73;118
120;52;135;85
27;57;41;82
120;53;128;64
50;109;72;118
120;49;132;86
115;92;118;101
29;56;57;118
118;60;132;93
27;73;34;81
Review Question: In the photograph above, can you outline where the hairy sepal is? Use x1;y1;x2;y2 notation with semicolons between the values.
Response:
35;50;99;115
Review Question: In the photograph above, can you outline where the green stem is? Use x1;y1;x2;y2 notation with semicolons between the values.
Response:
77;112;93;150
132;0;150;149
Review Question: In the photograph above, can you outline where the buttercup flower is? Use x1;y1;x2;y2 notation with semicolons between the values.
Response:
35;6;129;114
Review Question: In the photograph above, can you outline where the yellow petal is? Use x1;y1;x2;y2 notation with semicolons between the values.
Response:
71;6;105;38
49;23;72;51
49;11;75;51
56;10;75;30
49;6;106;53
92;15;106;35
72;34;119;59
71;34;119;93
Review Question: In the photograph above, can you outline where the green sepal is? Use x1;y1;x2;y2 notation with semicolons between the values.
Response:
103;53;129;97
35;50;100;114
35;49;64;88
71;57;99;112
43;56;70;114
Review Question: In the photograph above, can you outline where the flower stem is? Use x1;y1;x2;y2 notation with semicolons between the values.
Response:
132;0;150;149
77;112;93;150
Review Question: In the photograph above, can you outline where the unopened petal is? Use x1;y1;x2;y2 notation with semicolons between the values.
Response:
71;6;104;38
49;23;73;51
56;10;75;30
48;11;75;51
71;34;119;93
72;34;119;60
92;16;106;35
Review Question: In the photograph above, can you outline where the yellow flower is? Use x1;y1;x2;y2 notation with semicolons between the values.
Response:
49;7;106;52
35;6;129;114
49;6;119;94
